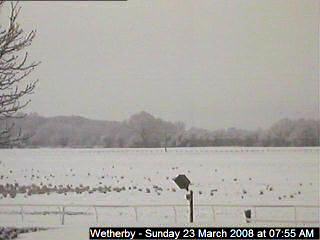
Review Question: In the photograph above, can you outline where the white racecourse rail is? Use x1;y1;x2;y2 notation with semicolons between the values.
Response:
0;203;319;227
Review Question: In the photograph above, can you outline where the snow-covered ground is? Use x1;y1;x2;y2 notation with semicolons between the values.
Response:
0;147;319;238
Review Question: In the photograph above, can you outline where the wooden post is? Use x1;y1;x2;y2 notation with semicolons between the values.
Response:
189;190;193;223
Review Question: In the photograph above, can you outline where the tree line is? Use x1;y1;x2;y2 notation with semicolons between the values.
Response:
2;111;318;148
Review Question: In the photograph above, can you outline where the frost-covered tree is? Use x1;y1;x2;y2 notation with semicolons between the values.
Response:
0;1;39;147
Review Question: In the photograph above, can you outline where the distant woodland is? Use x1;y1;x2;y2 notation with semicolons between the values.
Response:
1;111;319;148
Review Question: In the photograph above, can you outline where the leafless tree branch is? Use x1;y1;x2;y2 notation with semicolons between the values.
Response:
0;1;39;147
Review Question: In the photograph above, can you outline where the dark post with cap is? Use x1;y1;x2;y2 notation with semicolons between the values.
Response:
173;174;193;223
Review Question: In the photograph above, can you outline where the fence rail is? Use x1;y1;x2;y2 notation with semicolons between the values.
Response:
0;203;318;226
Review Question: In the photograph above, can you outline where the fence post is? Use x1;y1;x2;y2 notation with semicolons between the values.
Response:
62;206;65;225
211;206;215;223
20;206;24;223
134;207;138;222
94;207;98;223
173;206;177;223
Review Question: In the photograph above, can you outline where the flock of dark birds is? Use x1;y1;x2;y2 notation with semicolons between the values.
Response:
0;163;311;201
0;227;46;240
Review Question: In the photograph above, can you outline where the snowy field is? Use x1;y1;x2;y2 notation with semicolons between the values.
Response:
0;147;319;238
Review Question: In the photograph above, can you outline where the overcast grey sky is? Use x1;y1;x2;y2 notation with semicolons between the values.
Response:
1;0;319;130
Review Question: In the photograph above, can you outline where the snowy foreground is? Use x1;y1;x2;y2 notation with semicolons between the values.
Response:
0;147;319;239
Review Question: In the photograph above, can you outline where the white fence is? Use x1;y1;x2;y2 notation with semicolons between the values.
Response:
0;203;318;226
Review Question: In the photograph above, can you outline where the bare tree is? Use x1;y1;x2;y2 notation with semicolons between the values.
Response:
0;1;39;147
